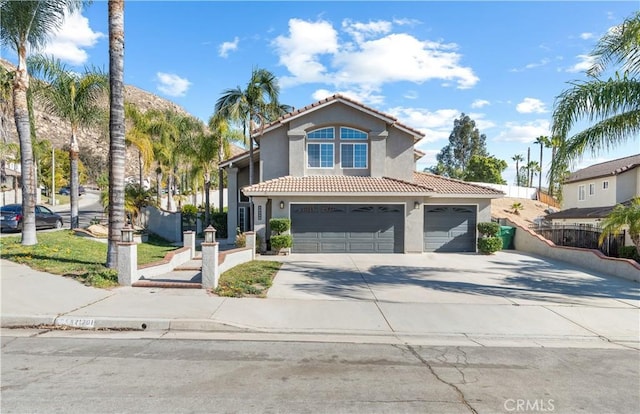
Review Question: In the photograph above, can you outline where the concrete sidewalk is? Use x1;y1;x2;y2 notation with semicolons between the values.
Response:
1;258;639;349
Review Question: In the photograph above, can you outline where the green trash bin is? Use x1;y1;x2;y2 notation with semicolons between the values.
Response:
499;226;515;250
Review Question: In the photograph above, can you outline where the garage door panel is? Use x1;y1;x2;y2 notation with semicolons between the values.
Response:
424;205;476;252
291;204;404;253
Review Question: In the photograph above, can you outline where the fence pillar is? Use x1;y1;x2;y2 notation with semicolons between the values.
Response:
183;230;196;259
117;242;139;286
245;231;256;260
201;241;219;289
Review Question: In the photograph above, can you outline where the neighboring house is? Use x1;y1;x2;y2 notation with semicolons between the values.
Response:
219;94;503;254
547;153;640;225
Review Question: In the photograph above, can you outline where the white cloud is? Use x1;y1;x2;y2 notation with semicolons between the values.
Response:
468;113;496;131
218;37;239;58
274;17;478;101
41;11;104;66
516;97;548;114
566;54;596;73
156;72;191;97
510;58;550;72
387;107;460;143
471;99;490;109
273;19;340;86
579;32;595;40
403;90;418;100
494;120;550;143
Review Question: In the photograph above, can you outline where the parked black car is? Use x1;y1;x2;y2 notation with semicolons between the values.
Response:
0;204;64;232
59;186;86;196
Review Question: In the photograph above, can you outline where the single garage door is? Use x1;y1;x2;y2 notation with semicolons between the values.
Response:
291;204;404;253
424;205;476;252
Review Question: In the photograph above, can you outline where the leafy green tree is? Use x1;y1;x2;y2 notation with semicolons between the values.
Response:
1;0;84;245
435;113;488;179
28;55;108;229
599;197;640;257
463;155;507;184
107;0;126;268
215;68;290;230
551;11;640;182
125;103;154;189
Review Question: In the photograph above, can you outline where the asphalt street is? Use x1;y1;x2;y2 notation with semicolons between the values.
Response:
2;331;639;414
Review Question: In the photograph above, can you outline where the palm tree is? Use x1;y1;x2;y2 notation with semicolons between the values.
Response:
546;136;562;196
28;55;108;229
526;160;540;188
551;11;640;181
0;0;84;245
124;103;154;189
215;68;288;230
599;198;640;257
533;136;550;193
511;154;524;186
106;0;126;269
209;112;243;217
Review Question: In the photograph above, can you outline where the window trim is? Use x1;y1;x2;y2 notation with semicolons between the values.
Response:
340;142;368;169
307;142;334;169
603;181;609;190
578;185;586;201
588;183;595;196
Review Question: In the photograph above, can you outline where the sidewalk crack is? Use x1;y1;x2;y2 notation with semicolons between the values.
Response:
55;293;116;320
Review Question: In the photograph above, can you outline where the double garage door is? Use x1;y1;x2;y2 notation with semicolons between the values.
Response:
423;205;477;252
291;204;404;253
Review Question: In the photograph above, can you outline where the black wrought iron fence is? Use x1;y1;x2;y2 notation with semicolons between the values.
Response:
530;224;625;258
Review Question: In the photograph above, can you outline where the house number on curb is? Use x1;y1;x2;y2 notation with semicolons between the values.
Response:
55;318;96;328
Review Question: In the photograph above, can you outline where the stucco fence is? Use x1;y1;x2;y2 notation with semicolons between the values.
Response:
118;230;256;288
506;219;640;283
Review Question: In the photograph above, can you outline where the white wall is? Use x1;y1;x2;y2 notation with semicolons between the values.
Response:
476;183;537;199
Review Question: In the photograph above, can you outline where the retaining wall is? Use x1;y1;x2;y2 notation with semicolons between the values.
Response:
508;219;640;282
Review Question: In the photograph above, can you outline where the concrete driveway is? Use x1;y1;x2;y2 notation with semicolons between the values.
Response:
264;251;640;308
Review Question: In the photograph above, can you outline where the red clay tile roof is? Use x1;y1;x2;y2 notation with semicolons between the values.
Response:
413;172;504;195
256;94;425;140
243;175;434;195
243;173;504;196
565;154;640;183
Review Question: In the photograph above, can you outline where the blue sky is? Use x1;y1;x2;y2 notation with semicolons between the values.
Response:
3;1;640;186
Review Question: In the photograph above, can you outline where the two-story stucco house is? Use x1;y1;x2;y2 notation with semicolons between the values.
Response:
219;95;503;254
546;154;640;226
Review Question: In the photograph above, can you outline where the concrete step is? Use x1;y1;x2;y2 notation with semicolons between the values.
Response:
132;280;202;289
173;258;203;271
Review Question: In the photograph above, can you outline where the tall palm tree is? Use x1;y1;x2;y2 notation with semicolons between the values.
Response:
533;136;549;193
209;112;243;216
546;136;562;196
599;198;640;257
511;154;524;186
28;55;108;229
106;0;126;269
0;0;84;245
551;11;640;181
526;160;540;188
215;68;287;230
124;103;154;189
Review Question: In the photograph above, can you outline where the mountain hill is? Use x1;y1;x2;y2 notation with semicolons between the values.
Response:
0;58;203;182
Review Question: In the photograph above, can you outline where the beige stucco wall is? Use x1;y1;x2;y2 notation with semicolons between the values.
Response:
616;168;639;204
562;176;617;209
509;219;640;282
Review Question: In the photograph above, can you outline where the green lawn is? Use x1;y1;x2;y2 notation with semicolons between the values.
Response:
0;231;178;288
215;260;282;297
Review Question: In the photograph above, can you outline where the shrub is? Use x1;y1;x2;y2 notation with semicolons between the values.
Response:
271;234;293;251
210;212;228;239
477;237;503;254
270;218;291;235
235;230;246;248
619;246;640;262
511;202;524;215
477;222;500;237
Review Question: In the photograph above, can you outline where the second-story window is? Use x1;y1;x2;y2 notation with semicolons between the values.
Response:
589;183;595;196
340;127;368;169
578;185;586;201
307;127;334;168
